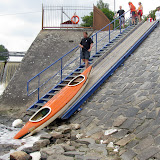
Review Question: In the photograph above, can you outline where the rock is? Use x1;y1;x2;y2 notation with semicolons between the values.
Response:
76;133;84;139
63;133;71;139
64;151;85;157
47;155;74;160
107;142;114;148
76;138;95;145
12;119;23;128
115;134;135;146
63;145;76;152
88;144;107;156
70;131;78;141
55;139;65;144
33;139;50;150
10;151;32;160
70;124;81;130
78;146;90;152
75;155;100;160
51;131;63;139
71;141;88;148
40;145;65;159
22;147;37;154
113;115;127;127
104;129;118;136
40;134;52;140
56;125;71;134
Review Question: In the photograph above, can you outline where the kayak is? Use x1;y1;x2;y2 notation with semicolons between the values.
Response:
14;66;92;139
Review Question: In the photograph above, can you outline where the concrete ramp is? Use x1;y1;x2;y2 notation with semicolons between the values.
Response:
62;21;158;119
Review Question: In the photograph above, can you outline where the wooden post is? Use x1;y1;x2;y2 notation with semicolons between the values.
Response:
42;4;44;30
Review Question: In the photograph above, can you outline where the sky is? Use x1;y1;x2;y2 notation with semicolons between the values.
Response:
0;0;159;52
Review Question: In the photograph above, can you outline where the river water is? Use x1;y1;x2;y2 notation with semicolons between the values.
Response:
0;56;41;159
0;84;5;95
0;123;43;159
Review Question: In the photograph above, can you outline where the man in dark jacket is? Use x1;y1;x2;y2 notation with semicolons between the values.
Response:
79;32;93;68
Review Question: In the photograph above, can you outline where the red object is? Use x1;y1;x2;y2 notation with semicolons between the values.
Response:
138;10;143;16
130;3;136;12
147;18;153;22
71;15;80;24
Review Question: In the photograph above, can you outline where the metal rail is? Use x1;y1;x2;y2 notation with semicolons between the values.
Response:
27;11;130;100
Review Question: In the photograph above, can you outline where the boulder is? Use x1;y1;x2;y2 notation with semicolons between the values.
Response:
47;155;74;160
64;151;85;157
51;131;63;139
62;144;76;152
56;125;71;134
76;133;84;139
76;138;95;145
40;145;64;159
70;131;78;141
12;119;23;128
40;134;52;140
22;147;37;154
70;124;81;130
10;151;32;160
33;139;50;150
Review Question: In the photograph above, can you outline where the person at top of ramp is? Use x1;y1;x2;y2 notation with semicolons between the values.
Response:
155;7;160;21
79;32;93;69
128;2;136;25
137;2;143;22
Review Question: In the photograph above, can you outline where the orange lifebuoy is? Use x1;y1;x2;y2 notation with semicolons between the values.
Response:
71;15;80;24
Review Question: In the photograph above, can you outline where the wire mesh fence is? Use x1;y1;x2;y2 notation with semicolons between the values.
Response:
42;5;93;29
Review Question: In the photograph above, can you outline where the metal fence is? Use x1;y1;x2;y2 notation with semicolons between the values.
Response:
42;5;93;29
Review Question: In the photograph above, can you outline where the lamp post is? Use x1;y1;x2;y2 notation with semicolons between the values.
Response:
114;0;116;29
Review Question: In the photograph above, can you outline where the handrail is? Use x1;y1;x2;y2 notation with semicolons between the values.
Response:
27;10;131;100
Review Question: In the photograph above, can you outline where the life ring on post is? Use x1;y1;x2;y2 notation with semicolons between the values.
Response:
71;15;80;24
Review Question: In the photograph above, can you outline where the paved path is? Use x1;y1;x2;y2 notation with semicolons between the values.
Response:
70;24;160;160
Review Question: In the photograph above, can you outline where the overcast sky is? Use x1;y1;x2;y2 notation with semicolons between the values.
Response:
0;0;159;52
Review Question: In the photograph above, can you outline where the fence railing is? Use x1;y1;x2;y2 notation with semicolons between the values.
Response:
42;5;93;29
27;10;131;100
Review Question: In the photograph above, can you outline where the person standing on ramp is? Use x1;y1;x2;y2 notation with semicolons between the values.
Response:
79;32;93;69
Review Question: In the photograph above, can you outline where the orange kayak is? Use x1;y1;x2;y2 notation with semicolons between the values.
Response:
14;66;92;139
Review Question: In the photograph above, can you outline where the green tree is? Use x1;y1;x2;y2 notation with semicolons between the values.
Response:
81;0;114;27
97;0;109;10
0;45;9;61
81;12;93;27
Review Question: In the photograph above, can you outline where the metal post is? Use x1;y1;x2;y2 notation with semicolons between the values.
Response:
61;7;63;24
42;4;44;30
109;24;110;43
96;33;98;53
38;75;40;100
61;58;63;81
80;48;82;66
114;0;116;29
120;17;122;34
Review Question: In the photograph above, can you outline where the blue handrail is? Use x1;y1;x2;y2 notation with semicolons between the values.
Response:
27;10;131;100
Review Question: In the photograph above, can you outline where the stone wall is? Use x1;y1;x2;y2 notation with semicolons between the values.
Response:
0;29;93;116
69;25;160;159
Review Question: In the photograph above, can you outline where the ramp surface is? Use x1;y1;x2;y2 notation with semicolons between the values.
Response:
62;21;157;118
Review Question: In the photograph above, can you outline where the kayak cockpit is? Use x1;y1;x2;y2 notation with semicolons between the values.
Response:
68;75;85;86
29;107;51;122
